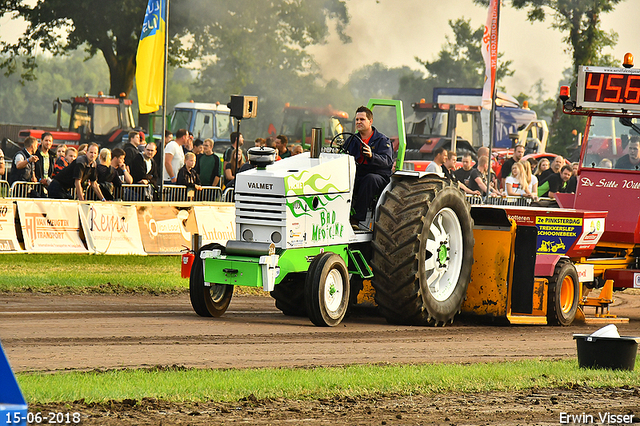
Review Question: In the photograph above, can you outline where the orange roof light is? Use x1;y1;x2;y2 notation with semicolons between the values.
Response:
189;100;194;103
419;98;426;104
623;52;634;68
559;86;570;102
118;92;126;98
284;102;290;108
97;91;104;97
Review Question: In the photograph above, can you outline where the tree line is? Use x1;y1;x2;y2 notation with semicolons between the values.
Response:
0;0;624;154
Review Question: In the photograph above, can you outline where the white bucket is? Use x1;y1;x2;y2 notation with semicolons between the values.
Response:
590;324;620;338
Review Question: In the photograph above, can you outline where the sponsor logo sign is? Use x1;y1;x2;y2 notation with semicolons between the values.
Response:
79;204;146;255
17;201;87;253
0;200;21;252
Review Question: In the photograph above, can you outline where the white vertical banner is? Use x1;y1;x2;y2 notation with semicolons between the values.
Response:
0;200;22;252
79;204;146;255
482;0;499;110
17;201;87;253
193;205;236;245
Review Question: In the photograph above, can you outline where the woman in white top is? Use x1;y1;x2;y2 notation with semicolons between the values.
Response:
505;162;534;198
520;159;539;201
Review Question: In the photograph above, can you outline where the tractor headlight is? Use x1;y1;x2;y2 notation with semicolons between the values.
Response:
242;229;254;241
271;231;282;244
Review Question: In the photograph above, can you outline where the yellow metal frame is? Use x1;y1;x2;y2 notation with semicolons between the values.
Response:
462;222;549;325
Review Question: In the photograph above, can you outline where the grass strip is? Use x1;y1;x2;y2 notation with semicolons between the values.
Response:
0;253;268;295
0;254;186;294
17;360;640;404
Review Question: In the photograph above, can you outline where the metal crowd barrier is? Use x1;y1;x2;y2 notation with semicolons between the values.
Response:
9;181;46;198
85;183;155;201
0;180;9;198
3;180;227;203
161;184;223;202
466;194;533;206
222;187;234;202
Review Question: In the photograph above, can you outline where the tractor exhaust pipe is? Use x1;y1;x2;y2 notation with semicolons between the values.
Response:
310;127;322;158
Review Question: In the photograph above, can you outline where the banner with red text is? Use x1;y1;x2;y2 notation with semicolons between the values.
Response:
0;200;22;252
79;204;146;255
481;0;499;110
17;201;87;253
136;205;192;254
193;204;236;245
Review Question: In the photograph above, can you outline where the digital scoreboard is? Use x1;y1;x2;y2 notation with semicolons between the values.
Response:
577;65;640;111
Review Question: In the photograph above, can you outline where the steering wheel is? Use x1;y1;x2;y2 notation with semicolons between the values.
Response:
330;132;362;154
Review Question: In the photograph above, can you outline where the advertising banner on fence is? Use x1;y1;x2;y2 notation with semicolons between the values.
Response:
193;204;236;245
136;204;192;254
79;204;146;255
0;200;22;252
17;200;87;253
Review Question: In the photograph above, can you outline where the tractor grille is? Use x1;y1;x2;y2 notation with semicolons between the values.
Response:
235;192;287;226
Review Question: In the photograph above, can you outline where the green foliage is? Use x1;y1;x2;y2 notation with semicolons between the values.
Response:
397;18;513;106
0;51;109;125
473;0;623;156
505;0;622;76
18;359;640;403
1;0;349;99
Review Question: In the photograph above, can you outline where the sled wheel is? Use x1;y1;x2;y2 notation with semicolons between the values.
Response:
189;243;234;317
305;252;350;327
547;261;579;326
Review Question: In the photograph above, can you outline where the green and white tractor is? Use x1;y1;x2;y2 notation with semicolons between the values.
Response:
190;99;475;326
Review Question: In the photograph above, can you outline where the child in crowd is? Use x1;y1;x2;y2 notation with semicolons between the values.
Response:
176;152;202;191
55;144;67;160
52;147;77;178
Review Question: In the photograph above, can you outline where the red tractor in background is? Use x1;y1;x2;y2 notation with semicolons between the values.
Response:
17;92;137;150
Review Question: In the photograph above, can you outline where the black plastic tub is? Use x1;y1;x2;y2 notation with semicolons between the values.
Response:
573;334;639;371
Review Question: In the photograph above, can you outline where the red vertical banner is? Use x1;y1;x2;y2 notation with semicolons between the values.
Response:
482;0;499;110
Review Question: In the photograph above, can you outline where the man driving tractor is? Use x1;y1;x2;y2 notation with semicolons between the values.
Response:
345;106;394;230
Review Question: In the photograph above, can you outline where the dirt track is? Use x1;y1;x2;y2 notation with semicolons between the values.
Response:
2;291;640;425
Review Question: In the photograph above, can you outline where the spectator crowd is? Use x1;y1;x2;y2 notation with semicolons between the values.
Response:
425;143;580;204
0;130;307;201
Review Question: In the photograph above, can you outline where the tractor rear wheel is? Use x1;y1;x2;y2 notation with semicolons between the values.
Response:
189;243;234;317
547;260;579;326
371;177;474;325
270;273;307;316
305;252;350;327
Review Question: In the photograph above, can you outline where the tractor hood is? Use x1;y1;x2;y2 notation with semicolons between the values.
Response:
236;152;354;197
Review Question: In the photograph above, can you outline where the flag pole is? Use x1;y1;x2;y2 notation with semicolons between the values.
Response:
157;0;169;199
485;0;500;203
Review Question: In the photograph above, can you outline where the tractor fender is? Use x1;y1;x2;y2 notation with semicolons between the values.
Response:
534;254;567;277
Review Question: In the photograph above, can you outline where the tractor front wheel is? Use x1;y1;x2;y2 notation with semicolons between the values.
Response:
189;243;234;317
547;261;579;326
371;177;474;326
305;253;350;327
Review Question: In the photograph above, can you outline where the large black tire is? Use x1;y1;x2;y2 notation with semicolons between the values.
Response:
547;260;579;326
270;273;307;316
189;243;234;318
370;177;474;326
304;252;350;327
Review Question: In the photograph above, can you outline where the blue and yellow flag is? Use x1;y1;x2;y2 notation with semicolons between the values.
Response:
136;0;166;114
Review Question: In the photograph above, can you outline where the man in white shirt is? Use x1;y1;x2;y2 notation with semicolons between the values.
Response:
164;128;188;183
425;147;447;174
